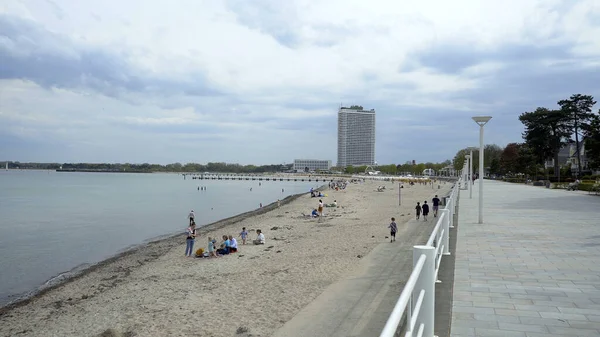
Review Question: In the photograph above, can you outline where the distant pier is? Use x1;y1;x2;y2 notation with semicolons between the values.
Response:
183;173;336;182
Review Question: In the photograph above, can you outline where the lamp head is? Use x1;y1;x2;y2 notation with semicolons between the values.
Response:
472;116;492;126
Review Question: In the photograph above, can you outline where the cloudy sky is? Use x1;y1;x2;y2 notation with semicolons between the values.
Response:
1;0;599;165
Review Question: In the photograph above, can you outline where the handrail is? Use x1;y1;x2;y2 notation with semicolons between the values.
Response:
426;212;445;246
379;254;427;336
380;178;461;337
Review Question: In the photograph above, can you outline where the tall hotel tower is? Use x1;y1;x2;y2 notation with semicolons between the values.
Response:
337;106;376;167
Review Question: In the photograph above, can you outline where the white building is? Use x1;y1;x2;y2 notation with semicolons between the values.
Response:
293;159;332;172
423;168;435;176
337;106;376;167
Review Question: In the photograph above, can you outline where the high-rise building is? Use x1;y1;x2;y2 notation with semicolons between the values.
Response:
337;106;376;167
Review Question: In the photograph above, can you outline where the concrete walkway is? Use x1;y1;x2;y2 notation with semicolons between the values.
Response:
272;205;445;337
451;180;600;337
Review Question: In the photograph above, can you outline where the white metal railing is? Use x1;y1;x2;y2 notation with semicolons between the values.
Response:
380;179;461;337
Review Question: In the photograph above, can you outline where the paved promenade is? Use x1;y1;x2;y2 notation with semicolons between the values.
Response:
451;180;600;337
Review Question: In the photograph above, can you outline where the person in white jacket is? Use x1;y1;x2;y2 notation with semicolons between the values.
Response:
253;230;265;245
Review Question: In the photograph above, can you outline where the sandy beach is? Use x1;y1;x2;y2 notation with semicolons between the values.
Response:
0;178;451;337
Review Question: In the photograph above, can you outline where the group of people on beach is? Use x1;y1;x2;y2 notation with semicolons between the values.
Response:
414;195;440;221
387;195;442;242
185;210;266;257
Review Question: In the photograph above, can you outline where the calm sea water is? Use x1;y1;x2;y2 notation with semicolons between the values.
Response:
0;170;316;306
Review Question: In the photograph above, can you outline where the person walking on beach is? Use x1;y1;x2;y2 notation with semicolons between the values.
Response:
185;223;197;257
240;227;249;245
415;202;422;220
188;210;195;225
432;195;440;217
318;199;324;217
388;217;398;242
422;201;429;221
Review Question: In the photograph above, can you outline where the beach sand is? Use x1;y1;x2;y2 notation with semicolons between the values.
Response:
0;179;451;337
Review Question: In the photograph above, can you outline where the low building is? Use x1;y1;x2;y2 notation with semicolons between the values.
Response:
438;165;457;177
423;168;435;176
293;159;332;172
545;141;592;176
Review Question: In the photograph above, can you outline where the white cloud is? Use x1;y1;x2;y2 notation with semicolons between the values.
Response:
0;0;599;164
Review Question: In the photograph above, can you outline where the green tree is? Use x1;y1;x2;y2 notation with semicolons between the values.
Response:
558;94;597;177
519;107;572;177
584;114;600;170
499;143;521;175
516;144;539;178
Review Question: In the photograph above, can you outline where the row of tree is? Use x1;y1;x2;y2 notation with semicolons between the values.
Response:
6;162;292;173
9;160;456;175
336;161;452;175
451;94;600;179
519;94;599;177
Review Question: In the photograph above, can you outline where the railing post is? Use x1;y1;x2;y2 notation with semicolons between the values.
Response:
448;198;454;229
441;209;450;255
454;190;459;220
413;245;436;337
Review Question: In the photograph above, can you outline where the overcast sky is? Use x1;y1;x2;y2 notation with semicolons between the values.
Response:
1;0;599;165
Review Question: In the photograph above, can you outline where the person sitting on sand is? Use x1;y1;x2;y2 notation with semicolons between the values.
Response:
228;235;238;253
311;209;319;217
217;235;231;255
253;230;265;245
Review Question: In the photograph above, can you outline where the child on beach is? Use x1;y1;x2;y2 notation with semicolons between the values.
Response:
207;237;217;257
240;227;249;245
415;202;422;220
422;201;429;221
388;217;397;242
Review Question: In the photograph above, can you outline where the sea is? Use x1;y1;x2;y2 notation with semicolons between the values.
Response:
0;170;317;306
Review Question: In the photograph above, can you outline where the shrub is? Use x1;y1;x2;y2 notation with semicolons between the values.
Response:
504;178;526;183
547;177;576;183
578;183;598;192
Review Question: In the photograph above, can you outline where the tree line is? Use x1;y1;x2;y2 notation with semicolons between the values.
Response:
335;160;453;175
452;94;600;180
7;160;455;175
4;162;292;173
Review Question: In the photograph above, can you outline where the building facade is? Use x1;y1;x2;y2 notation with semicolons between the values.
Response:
337;107;376;167
293;159;332;172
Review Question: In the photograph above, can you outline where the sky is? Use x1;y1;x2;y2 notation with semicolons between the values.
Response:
1;0;599;165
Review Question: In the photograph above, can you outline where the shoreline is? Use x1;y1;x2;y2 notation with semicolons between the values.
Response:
0;179;450;337
0;189;312;313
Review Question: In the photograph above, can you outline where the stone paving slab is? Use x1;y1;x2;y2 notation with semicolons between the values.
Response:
450;181;600;337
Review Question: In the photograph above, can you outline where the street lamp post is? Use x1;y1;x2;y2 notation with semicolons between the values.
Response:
465;154;471;196
466;147;477;199
472;116;492;224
